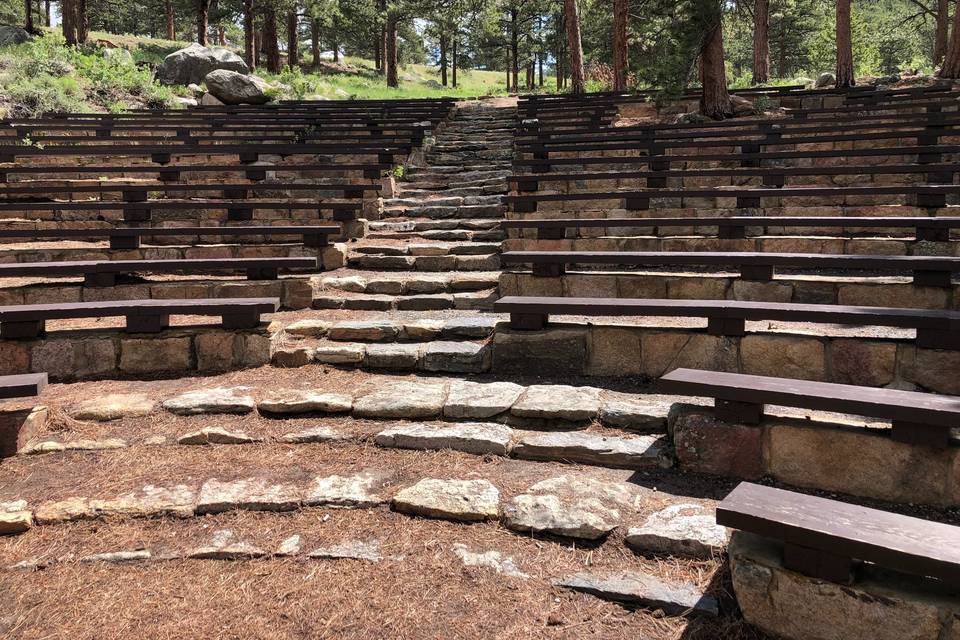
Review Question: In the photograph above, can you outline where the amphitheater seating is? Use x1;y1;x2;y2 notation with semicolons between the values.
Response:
0;225;340;250
717;482;960;585
0;162;391;182
0;256;317;286
658;368;960;449
493;296;960;349
0;372;47;399
0;181;379;201
500;251;959;286
0;199;362;222
0;297;279;338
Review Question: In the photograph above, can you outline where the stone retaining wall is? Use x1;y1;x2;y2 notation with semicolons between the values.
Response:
0;325;271;382
728;531;960;640
500;272;960;311
670;405;960;506
490;323;959;394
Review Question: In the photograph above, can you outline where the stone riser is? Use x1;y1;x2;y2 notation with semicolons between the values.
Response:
512;197;953;213
0;201;379;220
502;236;960;256
491;323;958;394
317;273;497;295
0;243;316;263
348;254;500;272
500;272;960;311
516;146;960;161
0;326;270;382
671;405;960;507
517;174;942;191
505;204;953;219
312;290;498;312
272;340;491;374
0;276;316;309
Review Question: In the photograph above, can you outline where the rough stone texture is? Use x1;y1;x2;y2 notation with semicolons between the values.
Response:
830;340;897;387
626;503;729;559
0;510;32;535
555;571;718;617
451;544;528;578
0;406;47;458
204;69;272;104
768;421;954;506
492;327;588;376
196;478;302;514
307;540;381;562
503;475;635;540
157;43;249;85
352;381;447;419
81;550;151;563
586;327;643;376
364;343;422;370
511;385;601;422
375;422;512;456
162;387;256;415
512;432;669;469
671;407;765;480
313;343;366;365
440;317;498;338
639;333;738;378
443;380;524;419
275;535;302;556
278;426;349;443
392;478;500;522
599;394;672;431
96;484;196;519
120;337;192;375
740;335;826;381
34;497;96;525
177;427;259;445
284;320;330;337
188;529;267;560
0;25;33;47
421;341;490;373
70;393;154;421
328;320;400;342
21;438;127;454
899;347;960;395
271;346;314;368
258;390;353;415
304;471;390;508
402;319;445;340
729;530;956;640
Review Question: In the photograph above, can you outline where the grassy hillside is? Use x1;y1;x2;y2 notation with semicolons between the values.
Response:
0;29;510;117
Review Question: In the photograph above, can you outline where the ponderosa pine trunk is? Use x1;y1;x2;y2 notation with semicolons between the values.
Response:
934;0;950;67
510;9;519;93
263;5;280;72
612;0;628;91
311;17;320;68
506;47;511;91
196;0;210;45
563;0;585;95
538;53;543;86
440;33;448;86
753;0;770;84
333;40;339;61
835;0;855;87
243;0;255;69
385;13;398;87
62;0;77;45
45;1;51;26
700;17;732;119
287;9;299;68
941;0;960;77
377;0;387;75
452;37;458;87
166;0;176;40
75;0;88;43
24;0;34;32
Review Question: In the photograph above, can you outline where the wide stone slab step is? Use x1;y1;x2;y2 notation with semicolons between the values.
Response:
316;272;499;295
348;253;500;272
511;431;669;469
554;571;719;617
310;289;497;312
276;340;492;373
284;317;497;342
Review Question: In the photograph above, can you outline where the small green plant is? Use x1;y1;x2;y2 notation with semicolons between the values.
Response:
393;165;406;180
751;95;771;115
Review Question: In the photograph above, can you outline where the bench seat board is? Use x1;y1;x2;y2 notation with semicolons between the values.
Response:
0;257;316;277
500;217;960;230
0;298;280;321
717;482;960;585
0;372;47;399
0;226;340;239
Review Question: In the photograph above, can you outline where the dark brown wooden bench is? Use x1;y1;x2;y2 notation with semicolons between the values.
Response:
0;298;279;338
492;296;960;350
0;372;47;399
717;482;960;584
0;257;317;286
0;182;380;201
658;368;960;449
501;216;960;242
0;163;390;183
0;200;362;223
500;251;960;288
0;225;340;250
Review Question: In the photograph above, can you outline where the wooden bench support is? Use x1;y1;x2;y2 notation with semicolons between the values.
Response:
782;543;854;584
221;309;262;330
1;320;45;340
916;328;960;351
916;226;951;242
227;206;254;221
109;236;141;250
535;227;565;240
913;270;953;288
509;313;547;331
718;225;747;240
84;273;117;287
891;421;952;449
303;233;330;248
532;263;565;277
740;264;774;281
157;169;179;183
246;267;279;280
707;317;746;337
624;196;650;211
123;209;151;223
245;169;267;181
125;314;169;333
715;399;763;424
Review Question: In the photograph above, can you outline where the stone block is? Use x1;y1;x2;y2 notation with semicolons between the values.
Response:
0;341;30;376
838;284;950;310
586;326;643;376
238;332;270;367
119;337;193;375
195;331;238;372
671;408;764;479
731;280;794;303
0;406;47;458
639;332;737;379
741;335;826;381
492;326;588;376
898;347;960;395
666;277;730;300
421;341;490;373
73;338;117;378
830;339;896;387
364;343;422;370
563;275;619;298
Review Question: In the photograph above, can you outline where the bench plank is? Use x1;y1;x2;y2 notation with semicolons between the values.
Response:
717;482;960;585
0;372;47;399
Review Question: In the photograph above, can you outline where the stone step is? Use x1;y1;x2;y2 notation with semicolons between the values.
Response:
399;180;508;195
351;242;501;256
427;151;514;163
316;272;499;294
311;288;498;312
368;219;502;233
282;317;498;343
382;204;506;220
346;253;500;272
384;195;503;208
279;339;492;374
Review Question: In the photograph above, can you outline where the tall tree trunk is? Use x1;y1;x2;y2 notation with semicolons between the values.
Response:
439;33;448;87
385;13;398;87
538;52;543;86
700;16;732;119
243;0;255;69
218;26;225;45
311;18;320;68
452;37;458;87
166;0;176;40
44;0;51;27
377;0;386;75
254;31;262;67
835;0;855;87
287;9;299;68
934;0;950;66
24;0;33;32
333;39;339;61
777;17;787;77
375;36;382;71
75;0;88;43
62;0;77;45
263;5;280;72
510;9;518;92
753;0;770;84
613;0;628;91
196;0;209;45
941;0;960;77
506;47;511;91
563;0;585;95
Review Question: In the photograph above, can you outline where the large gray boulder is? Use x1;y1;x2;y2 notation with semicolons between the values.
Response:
156;43;249;86
0;25;33;47
814;72;836;88
203;69;272;105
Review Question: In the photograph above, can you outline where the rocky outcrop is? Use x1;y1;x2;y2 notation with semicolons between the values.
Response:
156;43;249;86
0;26;33;47
203;69;272;105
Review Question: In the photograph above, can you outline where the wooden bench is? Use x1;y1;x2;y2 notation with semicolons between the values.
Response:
0;372;47;400
658;368;960;448
0;257;317;286
0;298;279;338
492;296;960;350
501;216;960;242
0;181;380;201
0;200;362;222
500;251;960;288
717;482;960;584
0;162;391;183
0;225;341;250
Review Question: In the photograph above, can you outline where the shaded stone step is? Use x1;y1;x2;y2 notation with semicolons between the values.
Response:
554;571;719;617
383;204;505;219
311;289;498;312
316;272;499;294
283;317;498;342
347;253;500;272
